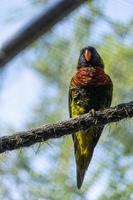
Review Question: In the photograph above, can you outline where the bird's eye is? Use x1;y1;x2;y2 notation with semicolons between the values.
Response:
84;49;91;62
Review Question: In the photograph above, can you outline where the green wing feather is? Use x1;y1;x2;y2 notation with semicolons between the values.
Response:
69;84;113;189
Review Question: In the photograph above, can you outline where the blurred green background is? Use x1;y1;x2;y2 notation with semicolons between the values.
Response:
0;0;133;199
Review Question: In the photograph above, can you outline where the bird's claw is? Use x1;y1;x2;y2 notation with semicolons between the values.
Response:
90;108;95;116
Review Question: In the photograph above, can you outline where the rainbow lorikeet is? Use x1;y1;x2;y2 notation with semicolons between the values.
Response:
69;46;113;189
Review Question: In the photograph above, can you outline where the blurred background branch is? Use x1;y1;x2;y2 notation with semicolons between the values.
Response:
0;101;133;154
0;0;88;68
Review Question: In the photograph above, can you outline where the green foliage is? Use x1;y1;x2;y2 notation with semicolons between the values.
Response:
0;0;133;199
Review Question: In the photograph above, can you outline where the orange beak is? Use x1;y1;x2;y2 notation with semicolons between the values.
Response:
84;49;91;62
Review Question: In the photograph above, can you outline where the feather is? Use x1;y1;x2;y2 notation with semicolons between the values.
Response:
69;67;113;189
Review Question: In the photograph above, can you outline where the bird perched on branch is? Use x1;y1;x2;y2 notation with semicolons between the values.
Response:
69;46;113;189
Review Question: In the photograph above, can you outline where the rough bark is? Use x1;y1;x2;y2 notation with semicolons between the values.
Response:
0;101;132;154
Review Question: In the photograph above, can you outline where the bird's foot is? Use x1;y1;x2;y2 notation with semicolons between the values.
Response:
90;108;95;116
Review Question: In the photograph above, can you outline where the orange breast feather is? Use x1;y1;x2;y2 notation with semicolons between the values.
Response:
71;67;112;87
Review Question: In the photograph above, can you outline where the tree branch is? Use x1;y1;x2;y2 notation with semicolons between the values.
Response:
0;101;133;154
0;0;88;68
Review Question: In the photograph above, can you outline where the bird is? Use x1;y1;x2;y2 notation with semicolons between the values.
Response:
69;46;113;189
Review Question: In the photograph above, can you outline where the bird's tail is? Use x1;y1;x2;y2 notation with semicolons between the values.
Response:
76;153;93;189
73;130;95;189
73;126;104;189
73;129;100;189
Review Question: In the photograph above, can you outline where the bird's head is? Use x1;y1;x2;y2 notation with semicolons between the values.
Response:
77;46;104;69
